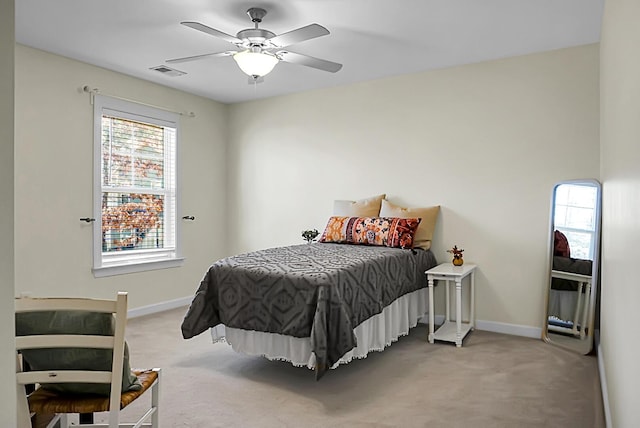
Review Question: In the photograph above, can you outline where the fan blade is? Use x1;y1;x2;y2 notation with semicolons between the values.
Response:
181;21;242;45
166;51;236;64
277;51;342;73
268;24;329;48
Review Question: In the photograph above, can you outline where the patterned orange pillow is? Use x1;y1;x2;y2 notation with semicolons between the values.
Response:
319;216;422;249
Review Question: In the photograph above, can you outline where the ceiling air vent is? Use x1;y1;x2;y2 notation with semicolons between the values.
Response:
150;65;186;77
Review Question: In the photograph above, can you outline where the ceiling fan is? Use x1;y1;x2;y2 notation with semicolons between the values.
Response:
166;7;343;83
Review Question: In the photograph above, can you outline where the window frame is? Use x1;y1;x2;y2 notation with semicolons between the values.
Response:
92;95;183;277
553;183;598;260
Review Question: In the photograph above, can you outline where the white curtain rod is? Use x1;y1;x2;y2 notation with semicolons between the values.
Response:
82;85;196;118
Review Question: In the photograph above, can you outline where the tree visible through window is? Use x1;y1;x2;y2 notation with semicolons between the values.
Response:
101;116;171;252
93;96;182;276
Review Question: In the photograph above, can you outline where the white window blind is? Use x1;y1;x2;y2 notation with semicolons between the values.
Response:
92;95;183;277
554;184;598;260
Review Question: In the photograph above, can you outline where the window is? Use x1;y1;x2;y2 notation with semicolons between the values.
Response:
92;95;183;277
554;183;598;260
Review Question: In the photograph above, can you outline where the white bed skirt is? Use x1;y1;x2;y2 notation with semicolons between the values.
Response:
548;289;579;322
210;287;429;370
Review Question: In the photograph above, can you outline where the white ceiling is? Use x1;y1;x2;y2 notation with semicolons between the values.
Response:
15;0;604;104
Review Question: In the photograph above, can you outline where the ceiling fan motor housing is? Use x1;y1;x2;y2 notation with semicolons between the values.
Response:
236;28;276;48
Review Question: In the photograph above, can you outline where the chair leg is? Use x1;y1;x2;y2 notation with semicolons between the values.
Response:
16;356;32;428
151;368;161;427
59;413;68;427
43;415;61;428
571;283;584;337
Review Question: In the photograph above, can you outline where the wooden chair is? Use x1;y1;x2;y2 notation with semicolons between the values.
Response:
15;292;160;428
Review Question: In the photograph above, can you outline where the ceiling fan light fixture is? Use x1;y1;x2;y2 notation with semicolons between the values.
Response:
233;50;279;77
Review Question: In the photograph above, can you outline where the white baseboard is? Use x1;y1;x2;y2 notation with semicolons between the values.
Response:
420;316;541;339
418;315;542;339
418;315;445;325
133;301;540;340
475;319;542;339
127;295;192;319
597;341;612;428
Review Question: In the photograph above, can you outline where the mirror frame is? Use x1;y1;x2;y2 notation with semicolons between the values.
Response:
542;179;601;354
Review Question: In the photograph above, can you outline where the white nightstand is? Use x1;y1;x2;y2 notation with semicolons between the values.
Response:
426;263;477;347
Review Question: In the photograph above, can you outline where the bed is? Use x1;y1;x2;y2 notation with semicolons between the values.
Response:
181;242;438;379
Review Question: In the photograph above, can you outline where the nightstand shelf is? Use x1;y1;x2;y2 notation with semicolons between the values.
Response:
426;263;477;347
431;320;474;344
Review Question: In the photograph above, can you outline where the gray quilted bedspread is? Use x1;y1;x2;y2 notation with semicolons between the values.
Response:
181;243;437;379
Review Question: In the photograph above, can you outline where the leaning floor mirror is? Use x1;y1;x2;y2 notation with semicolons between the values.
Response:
542;179;601;354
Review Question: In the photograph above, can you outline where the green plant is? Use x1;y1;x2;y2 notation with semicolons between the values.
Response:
302;229;319;243
447;245;464;260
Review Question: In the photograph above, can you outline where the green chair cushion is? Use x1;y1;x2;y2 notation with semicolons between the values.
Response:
16;310;141;396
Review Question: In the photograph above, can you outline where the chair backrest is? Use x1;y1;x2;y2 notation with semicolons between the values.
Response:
15;292;128;425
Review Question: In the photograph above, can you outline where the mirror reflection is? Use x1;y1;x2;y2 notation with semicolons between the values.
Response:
543;179;601;354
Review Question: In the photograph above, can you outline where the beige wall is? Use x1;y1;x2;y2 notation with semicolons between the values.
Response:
14;45;228;309
0;1;15;424
5;25;611;424
228;45;600;330
600;0;640;425
11;42;601;347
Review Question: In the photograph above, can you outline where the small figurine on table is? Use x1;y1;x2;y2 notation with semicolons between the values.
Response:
447;245;464;266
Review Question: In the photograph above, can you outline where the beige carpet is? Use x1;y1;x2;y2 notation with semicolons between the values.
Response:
107;307;604;428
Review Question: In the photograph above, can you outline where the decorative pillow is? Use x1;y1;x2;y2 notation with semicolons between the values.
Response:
554;230;571;257
379;200;440;250
319;216;421;249
333;194;386;218
16;310;141;396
